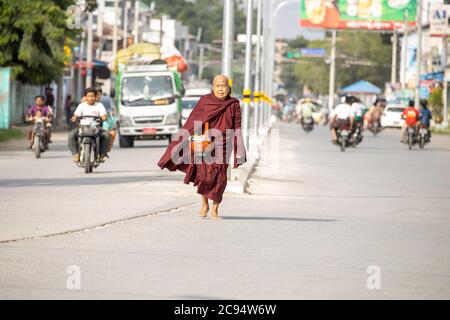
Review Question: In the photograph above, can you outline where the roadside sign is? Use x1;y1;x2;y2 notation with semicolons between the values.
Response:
300;48;326;57
430;4;450;37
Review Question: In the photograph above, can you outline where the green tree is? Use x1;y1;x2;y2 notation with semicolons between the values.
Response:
335;30;391;90
428;86;443;119
145;0;247;43
0;0;76;85
280;31;392;96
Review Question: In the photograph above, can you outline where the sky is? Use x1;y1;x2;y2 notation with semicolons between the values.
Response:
274;2;325;40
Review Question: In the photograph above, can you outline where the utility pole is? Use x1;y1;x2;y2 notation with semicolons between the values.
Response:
134;0;140;44
123;1;130;49
77;31;85;102
86;12;93;88
198;44;205;79
242;0;253;150
221;0;234;80
222;0;234;179
159;15;164;46
391;31;398;84
415;0;422;108
97;0;104;59
443;36;448;125
262;0;271;128
254;0;262;137
328;30;337;111
113;0;119;57
402;11;409;89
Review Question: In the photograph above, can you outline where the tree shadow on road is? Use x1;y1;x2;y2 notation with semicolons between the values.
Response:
222;216;339;222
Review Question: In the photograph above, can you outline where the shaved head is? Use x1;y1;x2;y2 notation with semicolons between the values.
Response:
212;75;230;100
213;75;229;86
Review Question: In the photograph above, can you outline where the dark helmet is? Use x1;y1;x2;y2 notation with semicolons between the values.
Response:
420;99;428;109
344;95;354;104
408;100;415;107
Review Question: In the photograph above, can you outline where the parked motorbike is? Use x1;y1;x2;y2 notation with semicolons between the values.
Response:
76;116;103;173
301;116;314;133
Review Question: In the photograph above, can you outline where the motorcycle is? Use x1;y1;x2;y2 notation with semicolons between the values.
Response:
76;116;103;173
301;116;314;133
31;116;47;158
405;125;417;150
368;119;382;136
351;122;363;147
336;123;351;152
417;124;430;150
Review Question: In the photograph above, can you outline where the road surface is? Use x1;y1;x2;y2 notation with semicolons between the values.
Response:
0;123;449;299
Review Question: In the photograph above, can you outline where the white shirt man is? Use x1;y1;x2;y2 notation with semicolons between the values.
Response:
330;98;355;142
331;103;355;120
74;101;107;118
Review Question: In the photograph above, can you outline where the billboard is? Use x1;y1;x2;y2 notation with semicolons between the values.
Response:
300;0;417;30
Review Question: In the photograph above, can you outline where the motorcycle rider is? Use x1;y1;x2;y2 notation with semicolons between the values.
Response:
366;98;383;131
68;87;111;163
282;97;296;122
419;99;432;142
401;100;420;143
350;96;365;143
96;88;117;152
296;97;315;124
26;95;53;149
330;95;355;143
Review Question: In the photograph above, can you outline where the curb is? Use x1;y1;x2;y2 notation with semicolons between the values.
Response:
225;127;271;195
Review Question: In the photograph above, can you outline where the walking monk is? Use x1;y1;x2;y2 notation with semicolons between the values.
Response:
158;75;246;219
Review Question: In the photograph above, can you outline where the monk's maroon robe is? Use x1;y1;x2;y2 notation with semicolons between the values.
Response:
157;93;246;202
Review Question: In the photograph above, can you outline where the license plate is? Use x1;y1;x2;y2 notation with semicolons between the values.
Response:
143;128;157;135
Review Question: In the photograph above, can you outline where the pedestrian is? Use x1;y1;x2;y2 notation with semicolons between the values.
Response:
45;87;55;113
158;75;246;220
65;94;73;126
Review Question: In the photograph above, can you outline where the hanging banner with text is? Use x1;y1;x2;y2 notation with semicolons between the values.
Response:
300;0;417;30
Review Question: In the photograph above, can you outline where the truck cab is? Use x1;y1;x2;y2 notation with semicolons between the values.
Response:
117;64;184;148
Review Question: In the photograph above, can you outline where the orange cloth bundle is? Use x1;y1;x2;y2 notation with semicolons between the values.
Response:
189;122;212;153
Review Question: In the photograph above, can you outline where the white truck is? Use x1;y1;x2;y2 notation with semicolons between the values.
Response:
117;64;185;147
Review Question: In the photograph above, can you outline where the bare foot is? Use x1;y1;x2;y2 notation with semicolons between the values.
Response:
199;205;209;218
211;210;221;220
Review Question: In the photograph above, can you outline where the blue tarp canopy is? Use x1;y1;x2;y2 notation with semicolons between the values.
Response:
340;80;382;95
420;72;444;81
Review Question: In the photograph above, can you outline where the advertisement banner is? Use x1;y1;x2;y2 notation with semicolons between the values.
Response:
300;0;417;30
0;67;11;129
429;4;450;37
